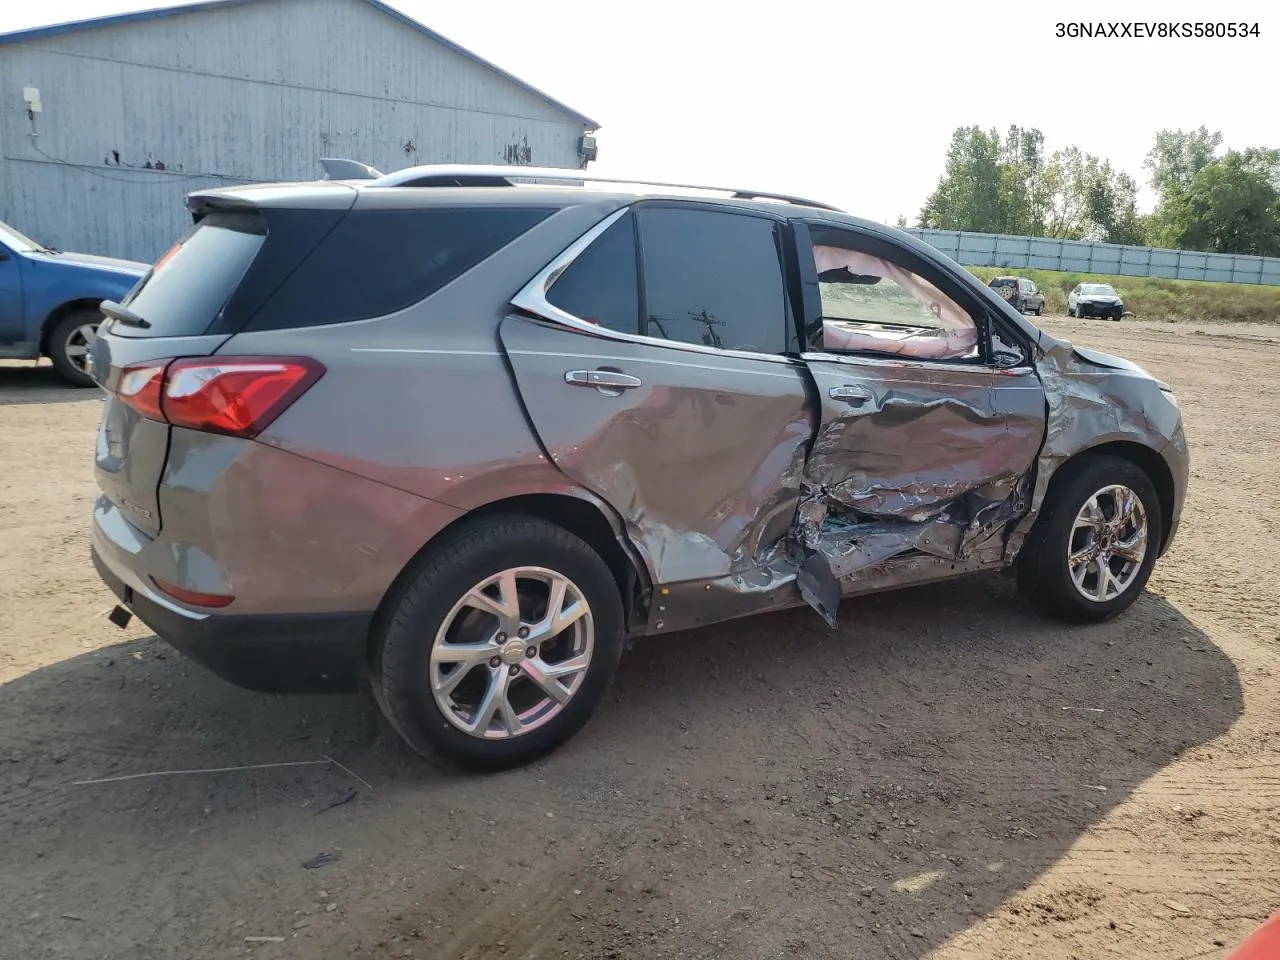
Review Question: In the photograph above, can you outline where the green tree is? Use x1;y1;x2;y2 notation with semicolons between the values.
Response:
1145;126;1223;200
920;125;1137;242
1086;162;1144;244
998;125;1050;235
918;126;1005;233
1041;148;1142;243
1160;149;1280;256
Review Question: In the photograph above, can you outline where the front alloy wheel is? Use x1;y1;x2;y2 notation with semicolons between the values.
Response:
1017;455;1162;623
1067;485;1148;603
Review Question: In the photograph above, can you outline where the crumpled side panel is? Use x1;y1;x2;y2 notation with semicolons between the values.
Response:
803;386;1022;522
499;316;817;587
1001;341;1176;562
787;356;1045;625
792;471;1031;626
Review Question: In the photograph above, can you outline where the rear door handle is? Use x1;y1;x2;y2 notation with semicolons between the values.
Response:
829;384;873;406
564;369;643;391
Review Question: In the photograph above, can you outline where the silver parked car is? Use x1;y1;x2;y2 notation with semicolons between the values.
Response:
89;165;1188;768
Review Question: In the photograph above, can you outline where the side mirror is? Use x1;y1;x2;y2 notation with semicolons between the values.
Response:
992;350;1026;369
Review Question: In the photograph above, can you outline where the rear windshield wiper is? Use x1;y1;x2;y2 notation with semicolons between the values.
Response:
100;300;151;329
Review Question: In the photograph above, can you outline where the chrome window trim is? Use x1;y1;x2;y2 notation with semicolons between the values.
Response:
510;205;800;368
798;351;989;378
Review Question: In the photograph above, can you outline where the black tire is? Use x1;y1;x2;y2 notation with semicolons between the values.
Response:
1034;303;1043;316
47;308;100;387
1067;305;1076;318
1016;455;1162;624
372;515;625;769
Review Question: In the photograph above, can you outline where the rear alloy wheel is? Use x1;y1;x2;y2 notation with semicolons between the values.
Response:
1017;456;1161;623
373;517;624;769
48;308;100;387
429;566;594;740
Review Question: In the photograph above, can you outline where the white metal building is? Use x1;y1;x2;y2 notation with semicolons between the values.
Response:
0;0;599;261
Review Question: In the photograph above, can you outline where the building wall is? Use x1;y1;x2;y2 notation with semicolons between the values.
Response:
0;0;591;260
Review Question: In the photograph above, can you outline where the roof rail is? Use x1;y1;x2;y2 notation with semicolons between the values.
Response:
368;163;843;211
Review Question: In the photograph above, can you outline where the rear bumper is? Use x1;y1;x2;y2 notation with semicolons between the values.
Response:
92;543;369;694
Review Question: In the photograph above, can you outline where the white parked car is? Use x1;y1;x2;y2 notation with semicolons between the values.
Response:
1068;283;1125;321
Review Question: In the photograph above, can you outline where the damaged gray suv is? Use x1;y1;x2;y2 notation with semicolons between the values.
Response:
89;165;1188;768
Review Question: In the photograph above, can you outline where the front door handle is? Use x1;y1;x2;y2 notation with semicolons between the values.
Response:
829;384;873;406
564;369;643;391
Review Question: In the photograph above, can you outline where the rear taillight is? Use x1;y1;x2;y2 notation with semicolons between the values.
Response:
116;356;324;438
117;362;167;421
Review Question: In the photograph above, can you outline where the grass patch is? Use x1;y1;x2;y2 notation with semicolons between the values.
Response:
964;265;1280;324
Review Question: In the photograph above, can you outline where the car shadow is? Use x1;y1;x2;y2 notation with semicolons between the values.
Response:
0;363;97;405
0;575;1240;960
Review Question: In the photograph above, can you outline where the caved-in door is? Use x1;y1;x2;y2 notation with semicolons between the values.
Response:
791;223;1046;615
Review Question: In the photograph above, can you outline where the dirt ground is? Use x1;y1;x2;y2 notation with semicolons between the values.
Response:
2;316;1278;960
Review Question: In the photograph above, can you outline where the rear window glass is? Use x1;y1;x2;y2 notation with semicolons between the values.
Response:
245;206;554;331
546;212;640;333
118;212;265;338
990;278;1016;287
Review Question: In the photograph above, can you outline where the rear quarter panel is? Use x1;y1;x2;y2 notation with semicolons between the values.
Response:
157;431;462;614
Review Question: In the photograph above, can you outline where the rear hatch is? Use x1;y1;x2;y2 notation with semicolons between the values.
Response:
90;202;333;535
91;181;548;537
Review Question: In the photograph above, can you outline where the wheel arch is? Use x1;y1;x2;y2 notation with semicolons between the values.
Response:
367;491;652;661
1046;441;1176;555
38;299;103;356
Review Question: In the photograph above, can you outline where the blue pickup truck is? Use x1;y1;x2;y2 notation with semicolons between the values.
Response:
0;219;148;386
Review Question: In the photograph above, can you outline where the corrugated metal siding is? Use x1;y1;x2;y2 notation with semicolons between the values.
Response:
909;229;1280;287
0;0;590;260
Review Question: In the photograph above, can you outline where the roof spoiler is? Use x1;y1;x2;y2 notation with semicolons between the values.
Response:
319;158;383;181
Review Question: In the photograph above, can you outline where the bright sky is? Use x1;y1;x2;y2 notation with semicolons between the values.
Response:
3;0;1276;221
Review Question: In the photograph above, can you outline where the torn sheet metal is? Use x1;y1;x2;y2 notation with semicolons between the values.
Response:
791;473;1030;626
788;352;1044;625
801;358;1042;523
1001;338;1183;563
796;552;841;629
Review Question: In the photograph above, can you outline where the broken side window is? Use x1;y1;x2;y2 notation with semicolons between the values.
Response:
808;239;980;362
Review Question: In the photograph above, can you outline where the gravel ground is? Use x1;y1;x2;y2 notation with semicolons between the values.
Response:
1;315;1277;960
